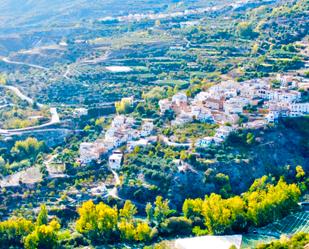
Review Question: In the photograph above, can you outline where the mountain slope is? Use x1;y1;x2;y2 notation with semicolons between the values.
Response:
0;0;210;32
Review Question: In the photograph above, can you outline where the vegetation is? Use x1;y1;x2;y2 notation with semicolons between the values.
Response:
0;177;303;248
255;232;309;249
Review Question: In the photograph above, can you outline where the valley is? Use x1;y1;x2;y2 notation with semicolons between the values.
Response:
0;0;308;248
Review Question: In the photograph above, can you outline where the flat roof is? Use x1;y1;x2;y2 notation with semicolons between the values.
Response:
109;153;123;160
175;235;242;249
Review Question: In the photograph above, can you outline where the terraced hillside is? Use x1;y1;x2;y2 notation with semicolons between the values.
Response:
242;211;309;248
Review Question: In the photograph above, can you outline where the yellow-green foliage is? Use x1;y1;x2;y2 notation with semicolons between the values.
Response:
119;200;137;221
76;200;154;243
0;218;34;246
11;137;44;161
0;205;61;249
142;86;167;102
183;177;300;235
202;194;246;234
115;97;133;114
24;220;61;249
245;178;300;226
76;200;118;241
256;232;309;249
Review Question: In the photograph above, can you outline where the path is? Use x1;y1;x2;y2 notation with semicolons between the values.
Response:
160;135;191;148
104;168;122;200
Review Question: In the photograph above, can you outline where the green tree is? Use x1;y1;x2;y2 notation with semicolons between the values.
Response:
256;232;309;249
161;217;192;235
237;22;258;39
0;218;34;247
0;156;6;175
135;222;152;242
246;132;255;145
115;98;133;114
153;196;173;224
146;203;154;222
120;200;137;221
76;200;118;242
36;204;48;226
295;165;305;180
182;198;203;220
202;194;246;234
24;220;60;249
95;117;105;130
245;178;300;226
11;138;44;162
118;220;135;241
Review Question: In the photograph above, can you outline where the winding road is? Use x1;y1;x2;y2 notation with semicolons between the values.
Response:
0;84;60;135
1;57;48;70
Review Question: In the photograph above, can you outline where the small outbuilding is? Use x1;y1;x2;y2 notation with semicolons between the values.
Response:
108;150;123;169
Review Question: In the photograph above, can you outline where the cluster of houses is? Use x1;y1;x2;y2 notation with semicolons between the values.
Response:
79;115;155;168
196;125;235;148
79;74;308;167
159;74;308;147
160;76;308;124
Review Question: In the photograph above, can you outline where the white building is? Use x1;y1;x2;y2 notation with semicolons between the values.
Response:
244;120;267;129
224;97;250;114
193;91;210;104
215;126;234;140
196;137;216;148
266;104;290;123
277;91;301;103
191;105;213;122
289;102;309;116
172;92;188;106
256;89;301;103
140;120;154;137
128;129;141;141
73;108;88;118
180;20;200;28
276;74;295;87
224;102;243;114
224;89;238;98
109;151;123;169
127;139;149;152
158;99;172;114
171;111;193;126
104;115;137;147
266;110;280;123
239;86;256;98
80;142;105;165
207;80;240;100
111;115;126;128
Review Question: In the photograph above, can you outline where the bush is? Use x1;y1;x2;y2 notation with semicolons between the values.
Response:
161;217;192;235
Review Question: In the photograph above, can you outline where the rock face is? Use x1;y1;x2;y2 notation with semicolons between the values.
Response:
167;118;309;208
7;129;73;147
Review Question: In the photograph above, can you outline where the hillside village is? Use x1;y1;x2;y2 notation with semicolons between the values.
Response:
79;72;309;168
